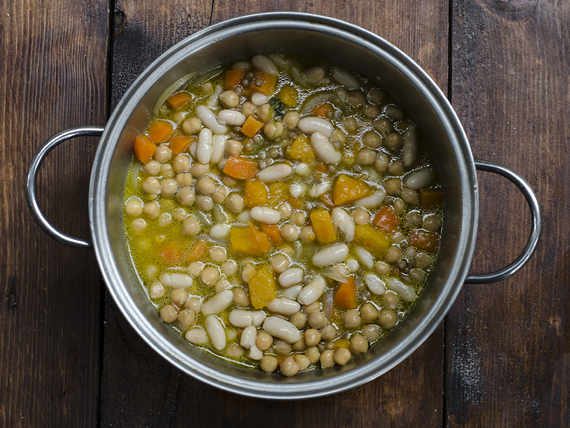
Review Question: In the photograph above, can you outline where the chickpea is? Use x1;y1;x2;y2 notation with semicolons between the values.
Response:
280;356;300;377
188;261;204;277
306;346;320;364
320;325;337;341
294;354;311;371
274;340;292;355
195;177;215;195
320;350;335;369
227;343;244;357
149;281;165;299
160;305;178;323
402;188;419;204
331;129;346;144
364;325;382;342
260;356;278;373
176;309;194;329
189;162;209;178
158;213;172;227
241;101;256;117
161;178;178;197
185;298;202;313
291;212;307;226
221;260;237;276
423;215;440;232
300;226;316;243
304;302;321;315
379;309;397;329
233;288;250;306
410;268;425;283
384;291;400;309
352;209;370;226
393;198;407;215
374;153;390;173
388;161;404;176
363;104;380;119
225;139;242;157
183;216;200;235
209;247;227;263
125;197;143;216
241;264;256;283
308;311;328;329
280;224;299;241
290;312;307;329
143;160;161;175
161;163;174;177
200;266;219;286
304;329;322;347
176;173;193;187
344;309;361;329
219;90;239;108
256;331;273;351
271;254;290;273
196;195;213;211
343;117;358;133
178;187;195;206
385;132;402;149
374;118;393;136
154;145;172;162
385;246;402;263
357;148;376;165
406;211;422;227
368;88;386;105
264;121;284;139
182;117;202;135
416;252;431;268
363;131;381;148
211;187;227;204
171;154;190;173
385;178;402;196
142;177;161;194
347;90;365;107
334;347;352;366
225;193;244;213
283;111;300;129
349;333;369;355
360;303;378;323
257;104;271;122
170;288;189;307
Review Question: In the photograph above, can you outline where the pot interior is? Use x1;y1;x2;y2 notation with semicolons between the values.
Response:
94;14;477;398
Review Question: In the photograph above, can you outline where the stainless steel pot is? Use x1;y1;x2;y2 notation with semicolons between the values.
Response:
26;13;541;399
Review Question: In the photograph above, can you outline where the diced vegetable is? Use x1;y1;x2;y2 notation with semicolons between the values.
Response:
420;188;443;208
241;115;264;137
148;120;174;144
315;163;327;175
230;226;271;256
261;225;281;244
160;243;183;265
225;69;245;89
184;239;207;262
248;222;272;253
288;196;304;210
332;338;350;350
313;103;333;118
287;135;315;162
244;180;268;207
408;229;439;252
248;264;278;309
167;91;193;110
310;208;337;243
223;156;259;180
133;134;156;164
252;70;277;95
372;206;399;233
170;135;195;155
334;277;357;309
320;193;335;208
268;182;289;207
277;85;298;107
332;175;370;205
354;224;391;254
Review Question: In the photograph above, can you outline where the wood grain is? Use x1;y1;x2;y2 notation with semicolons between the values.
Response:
0;0;107;427
101;0;449;426
447;0;570;426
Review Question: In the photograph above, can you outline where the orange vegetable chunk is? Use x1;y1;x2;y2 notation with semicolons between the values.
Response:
334;277;357;309
310;208;337;243
373;206;399;233
230;227;270;256
244;180;268;207
332;174;370;205
160;243;182;265
277;85;298;107
248;265;277;309
354;224;391;255
170;135;195;155
167;91;193;110
268;182;289;207
223;156;259;180
313;103;333;118
261;225;281;244
184;239;208;262
248;222;272;254
225;69;245;89
408;229;439;252
148;120;174;144
287;135;315;162
133;134;156;164
241;115;264;138
252;70;277;96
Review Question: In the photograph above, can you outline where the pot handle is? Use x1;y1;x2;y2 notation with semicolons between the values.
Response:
26;126;105;250
465;160;542;283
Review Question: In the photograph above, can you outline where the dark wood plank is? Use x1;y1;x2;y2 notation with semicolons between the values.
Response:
448;0;570;426
101;1;449;426
0;1;108;427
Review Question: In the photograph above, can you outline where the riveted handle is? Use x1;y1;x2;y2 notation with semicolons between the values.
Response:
26;126;105;250
465;160;542;283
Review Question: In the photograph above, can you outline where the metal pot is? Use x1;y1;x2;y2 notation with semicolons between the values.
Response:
26;13;541;399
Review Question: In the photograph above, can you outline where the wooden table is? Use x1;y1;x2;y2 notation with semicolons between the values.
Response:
2;0;568;426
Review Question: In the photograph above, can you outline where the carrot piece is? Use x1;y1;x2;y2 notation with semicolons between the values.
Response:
313;103;333;118
241;115;264;137
160;244;182;265
184;239;208;262
252;70;277;96
315;163;327;174
334;277;357;309
248;222;272;253
244;180;268;207
332;174;370;205
170;135;195;155
320;193;335;208
288;196;304;210
133;134;156;165
148;120;174;143
167;91;193;110
248;264;277;309
310;208;337;243
225;69;245;89
223;156;259;180
420;188;443;208
408;229;439;252
373;206;399;233
261;225;281;244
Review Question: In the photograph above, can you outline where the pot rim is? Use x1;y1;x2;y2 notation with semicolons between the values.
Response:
89;12;478;399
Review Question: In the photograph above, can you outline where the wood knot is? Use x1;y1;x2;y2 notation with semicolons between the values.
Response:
114;8;127;38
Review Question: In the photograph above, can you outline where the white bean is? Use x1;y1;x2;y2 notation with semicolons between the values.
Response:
251;92;271;106
206;85;223;109
185;328;208;345
263;317;301;344
355;246;374;269
312;244;349;267
206;315;226;350
252;54;279;76
217;110;246;126
211;134;227;163
160;273;193;288
267;297;301;315
402;127;417;167
331;66;360;89
282;285;303;300
195;105;227;134
290;183;305;197
405;168;433;190
297;275;327;306
355;188;386;208
229;310;266;328
365;273;386;295
250;206;281;224
331;207;355;241
248;344;263;360
237;210;251;223
310;132;341;164
210;223;231;239
190;141;197;158
278;268;303;287
304;66;325;85
256;164;293;182
268;53;292;70
386;277;417;302
298;117;334;138
197;128;213;164
201;289;233;314
240;325;257;349
309;181;331;198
